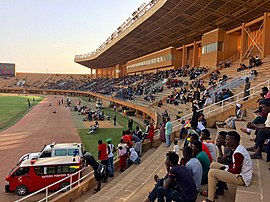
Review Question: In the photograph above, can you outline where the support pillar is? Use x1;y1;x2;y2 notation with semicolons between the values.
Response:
182;45;187;67
192;41;198;67
240;23;248;62
262;12;270;58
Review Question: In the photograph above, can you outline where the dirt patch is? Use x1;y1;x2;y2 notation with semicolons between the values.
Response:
83;120;123;128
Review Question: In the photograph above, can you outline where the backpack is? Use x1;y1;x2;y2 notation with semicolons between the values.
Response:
96;163;106;176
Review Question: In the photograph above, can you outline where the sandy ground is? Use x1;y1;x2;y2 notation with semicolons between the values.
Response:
0;95;81;201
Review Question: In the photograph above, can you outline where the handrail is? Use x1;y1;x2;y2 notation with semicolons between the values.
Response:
74;0;159;60
170;79;270;129
202;79;270;114
206;70;250;93
15;166;92;202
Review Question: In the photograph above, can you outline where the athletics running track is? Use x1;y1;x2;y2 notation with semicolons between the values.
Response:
0;95;80;201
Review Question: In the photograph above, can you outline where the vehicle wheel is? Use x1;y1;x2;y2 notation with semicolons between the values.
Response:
59;182;70;192
16;185;29;196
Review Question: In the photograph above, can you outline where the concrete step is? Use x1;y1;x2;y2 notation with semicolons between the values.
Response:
85;144;172;202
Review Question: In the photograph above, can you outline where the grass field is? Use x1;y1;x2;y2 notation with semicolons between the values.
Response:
72;98;144;158
0;95;43;130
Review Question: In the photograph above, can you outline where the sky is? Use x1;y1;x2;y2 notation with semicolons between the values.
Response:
0;0;150;74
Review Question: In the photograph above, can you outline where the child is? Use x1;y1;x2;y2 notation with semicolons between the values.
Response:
173;139;179;154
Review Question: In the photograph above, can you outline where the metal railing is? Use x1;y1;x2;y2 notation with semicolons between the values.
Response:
15;166;93;202
75;0;159;60
170;79;270;130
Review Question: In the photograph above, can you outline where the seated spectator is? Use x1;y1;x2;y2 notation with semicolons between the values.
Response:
186;131;212;163
200;129;217;162
182;146;203;192
204;94;213;106
126;148;141;168
179;120;187;140
173;139;180;154
132;132;142;156
175;111;183;120
247;98;270;159
224;104;243;129
198;113;207;127
191;140;210;185
156;152;197;202
202;131;253;202
216;131;232;165
255;55;263;67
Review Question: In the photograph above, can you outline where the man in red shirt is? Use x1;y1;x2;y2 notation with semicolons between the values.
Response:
98;140;108;182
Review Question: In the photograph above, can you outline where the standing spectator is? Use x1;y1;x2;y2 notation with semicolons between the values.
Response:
243;77;250;101
191;106;199;130
106;138;116;177
148;122;155;148
142;121;150;142
118;139;128;172
159;121;166;142
114;105;116;111
28;99;31;107
113;115;116;126
128;119;133;130
165;117;172;147
98;140;108;182
84;152;106;194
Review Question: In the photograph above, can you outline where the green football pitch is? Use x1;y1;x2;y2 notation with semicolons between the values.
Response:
0;95;43;131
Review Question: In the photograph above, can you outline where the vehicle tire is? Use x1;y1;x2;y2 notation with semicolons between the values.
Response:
59;182;70;192
16;185;29;196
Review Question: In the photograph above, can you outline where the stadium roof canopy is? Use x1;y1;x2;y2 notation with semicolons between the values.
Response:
74;0;270;68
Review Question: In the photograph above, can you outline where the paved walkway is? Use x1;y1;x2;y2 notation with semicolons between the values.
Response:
0;95;80;201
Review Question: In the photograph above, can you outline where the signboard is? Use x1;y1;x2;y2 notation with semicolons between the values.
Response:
0;63;15;77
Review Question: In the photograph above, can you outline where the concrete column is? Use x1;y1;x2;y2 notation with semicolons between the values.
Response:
182;45;187;66
240;23;248;62
115;65;120;78
192;41;198;67
90;69;93;78
262;12;270;58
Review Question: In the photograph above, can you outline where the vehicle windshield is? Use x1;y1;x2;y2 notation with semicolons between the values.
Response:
9;165;19;175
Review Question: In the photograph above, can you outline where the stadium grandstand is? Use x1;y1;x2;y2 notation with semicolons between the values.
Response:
1;0;270;202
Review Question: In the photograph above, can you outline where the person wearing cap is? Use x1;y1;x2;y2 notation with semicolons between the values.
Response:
84;151;105;193
224;104;243;129
106;138;116;177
